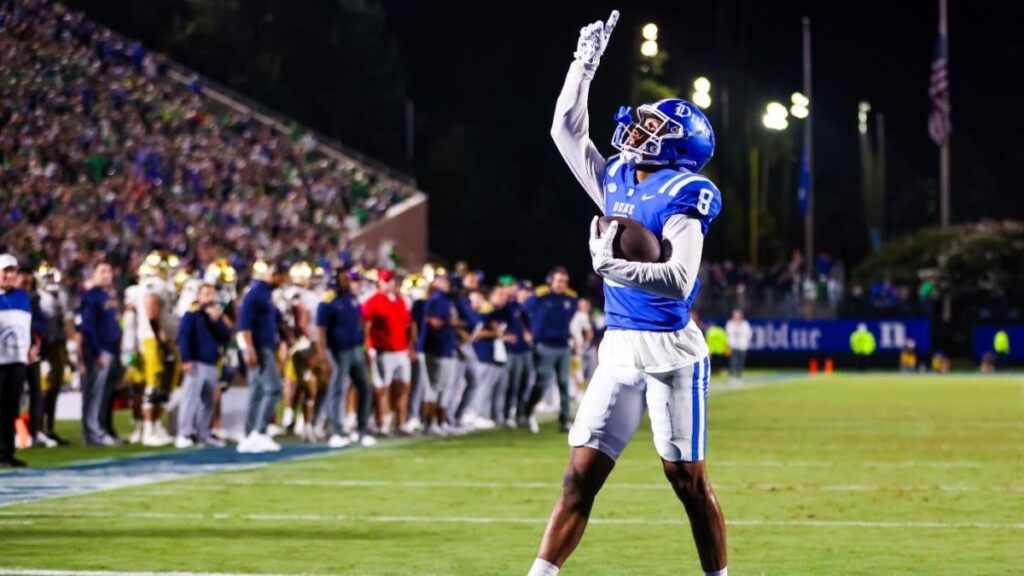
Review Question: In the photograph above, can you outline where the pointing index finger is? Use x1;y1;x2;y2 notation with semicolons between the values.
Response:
604;10;620;37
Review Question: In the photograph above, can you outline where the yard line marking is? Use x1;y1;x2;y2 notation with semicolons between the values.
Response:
0;569;325;576
1;510;1020;530
174;478;1024;494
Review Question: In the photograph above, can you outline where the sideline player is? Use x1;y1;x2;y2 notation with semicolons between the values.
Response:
527;11;727;576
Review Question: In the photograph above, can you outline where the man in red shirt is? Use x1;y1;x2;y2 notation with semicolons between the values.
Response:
362;269;417;435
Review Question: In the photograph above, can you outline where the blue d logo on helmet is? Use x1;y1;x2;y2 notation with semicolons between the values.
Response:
611;98;715;172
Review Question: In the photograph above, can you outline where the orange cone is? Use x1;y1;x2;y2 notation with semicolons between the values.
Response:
824;358;834;374
809;358;819;375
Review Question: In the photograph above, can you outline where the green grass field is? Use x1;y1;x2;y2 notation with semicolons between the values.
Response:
2;373;1022;575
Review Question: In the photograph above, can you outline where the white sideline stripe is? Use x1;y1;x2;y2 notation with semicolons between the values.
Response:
0;569;318;576
185;478;1024;494
0;510;1020;531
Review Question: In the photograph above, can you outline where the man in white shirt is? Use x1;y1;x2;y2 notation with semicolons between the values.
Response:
725;309;752;382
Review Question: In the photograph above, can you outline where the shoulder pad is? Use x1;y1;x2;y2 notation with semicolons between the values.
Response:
565;288;578;298
189;303;201;312
535;286;551;297
323;290;337;303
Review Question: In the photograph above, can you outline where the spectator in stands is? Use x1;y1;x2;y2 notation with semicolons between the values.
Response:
0;254;32;467
75;261;123;447
0;0;416;287
725;309;752;383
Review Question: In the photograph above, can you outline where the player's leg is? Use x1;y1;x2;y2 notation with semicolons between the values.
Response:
281;354;299;432
258;349;283;435
504;352;523;425
371;355;390;433
389;353;412;432
525;345;557;429
348;349;373;440
646;357;727;574
530;364;646;574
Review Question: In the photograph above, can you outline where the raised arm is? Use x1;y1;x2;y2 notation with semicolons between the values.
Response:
550;11;618;210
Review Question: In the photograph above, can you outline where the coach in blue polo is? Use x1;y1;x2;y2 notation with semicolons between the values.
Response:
176;283;232;448
237;260;289;453
75;260;122;447
522;266;578;434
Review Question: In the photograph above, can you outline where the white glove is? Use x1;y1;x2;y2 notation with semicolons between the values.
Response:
574;10;619;70
589;216;618;273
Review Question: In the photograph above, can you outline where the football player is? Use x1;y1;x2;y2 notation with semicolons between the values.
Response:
527;11;727;576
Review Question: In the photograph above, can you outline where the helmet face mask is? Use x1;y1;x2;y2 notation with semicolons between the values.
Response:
611;99;715;171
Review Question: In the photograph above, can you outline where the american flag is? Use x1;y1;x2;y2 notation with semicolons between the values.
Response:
928;37;951;145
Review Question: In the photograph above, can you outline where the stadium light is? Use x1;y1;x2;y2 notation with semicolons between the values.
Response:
692;77;711;109
640;39;659;58
858;101;871;134
790;91;809;119
763;101;789;131
642;23;659;41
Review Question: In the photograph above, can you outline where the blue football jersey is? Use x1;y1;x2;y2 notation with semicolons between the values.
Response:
601;155;722;331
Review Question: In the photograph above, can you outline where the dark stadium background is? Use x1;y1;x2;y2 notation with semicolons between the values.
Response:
63;0;1024;286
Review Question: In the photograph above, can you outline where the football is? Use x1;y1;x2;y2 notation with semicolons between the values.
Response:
598;215;663;263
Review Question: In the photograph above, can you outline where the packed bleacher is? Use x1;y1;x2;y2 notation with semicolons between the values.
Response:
1;0;417;287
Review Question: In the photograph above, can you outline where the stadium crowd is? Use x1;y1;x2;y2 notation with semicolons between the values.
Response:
1;0;416;288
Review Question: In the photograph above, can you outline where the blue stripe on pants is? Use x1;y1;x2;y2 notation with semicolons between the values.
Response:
691;358;702;462
702;356;710;458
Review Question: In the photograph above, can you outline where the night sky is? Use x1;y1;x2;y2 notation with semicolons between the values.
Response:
70;0;1024;285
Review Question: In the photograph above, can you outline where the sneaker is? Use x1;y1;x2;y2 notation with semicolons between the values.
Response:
257;433;281;452
236;431;261;454
174;436;194;449
281;407;296;430
99;435;122;447
474;418;496;430
128;427;143;445
359;434;378;448
266;423;286;438
442;423;468;437
0;458;27;468
425;424;448;437
348;431;360;443
528;416;539;434
211;428;228;440
403;417;422;433
200;437;227;448
142;432;173;447
504;417;518;430
34;432;58;448
559;422;571;433
328;434;351;449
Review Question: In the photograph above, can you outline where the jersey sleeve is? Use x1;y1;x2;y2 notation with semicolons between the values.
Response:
662;176;722;235
550;61;607;210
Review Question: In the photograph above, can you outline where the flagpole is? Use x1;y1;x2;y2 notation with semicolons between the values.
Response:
938;0;953;322
802;17;813;279
939;0;950;229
